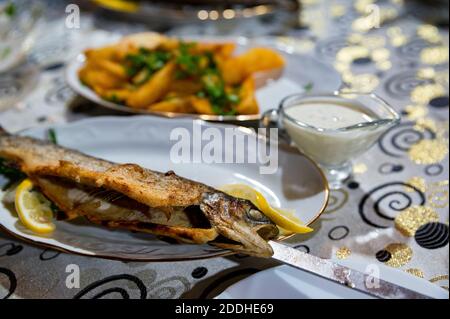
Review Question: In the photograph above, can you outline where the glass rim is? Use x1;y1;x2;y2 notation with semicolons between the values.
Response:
279;91;401;133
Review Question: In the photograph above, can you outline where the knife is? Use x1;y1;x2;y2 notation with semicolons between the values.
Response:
269;241;432;299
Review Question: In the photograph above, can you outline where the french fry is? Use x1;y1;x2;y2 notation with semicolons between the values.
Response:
235;77;259;115
220;48;285;85
190;96;215;115
84;45;118;61
79;67;124;89
92;60;128;79
148;97;194;113
159;37;179;51
217;43;236;58
239;48;285;76
169;80;203;95
116;32;167;59
219;57;245;86
126;61;176;109
95;88;132;103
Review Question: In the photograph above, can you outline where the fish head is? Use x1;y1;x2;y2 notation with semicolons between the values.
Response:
200;192;279;257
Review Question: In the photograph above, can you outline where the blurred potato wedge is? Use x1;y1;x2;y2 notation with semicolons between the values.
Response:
148;97;194;113
169;80;203;95
236;77;259;115
126;61;176;108
92;60;128;79
190;96;215;115
84;45;118;61
116;32;168;59
94;88;132;103
79;68;124;89
221;48;285;85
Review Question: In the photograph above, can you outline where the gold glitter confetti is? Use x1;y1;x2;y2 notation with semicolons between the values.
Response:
342;73;380;93
276;37;315;53
362;35;386;49
429;275;449;283
405;105;428;121
347;33;364;44
428;180;449;209
405;177;427;193
336;46;370;63
336;247;351;260
334;61;350;73
330;4;346;17
371;48;390;61
354;0;374;13
435;70;449;87
405;268;425;278
414;118;438;134
352;16;377;33
417;68;436;80
387;26;408;47
411;83;446;105
417;24;442;44
395;206;439;237
408;139;449;165
420;46;449;65
384;243;413;268
353;163;368;174
376;60;392;71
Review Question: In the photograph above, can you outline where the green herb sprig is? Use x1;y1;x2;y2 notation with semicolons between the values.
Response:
125;48;171;79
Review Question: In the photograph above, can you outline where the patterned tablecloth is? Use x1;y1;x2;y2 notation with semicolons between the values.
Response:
0;0;448;299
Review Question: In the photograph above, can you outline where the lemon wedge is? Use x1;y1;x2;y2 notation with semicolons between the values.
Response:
15;179;55;234
219;184;313;234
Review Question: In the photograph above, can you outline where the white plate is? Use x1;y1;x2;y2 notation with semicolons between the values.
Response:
66;38;342;121
216;260;449;299
0;116;329;261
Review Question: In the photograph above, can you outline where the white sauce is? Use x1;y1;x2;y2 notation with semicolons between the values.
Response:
285;102;374;129
282;101;383;167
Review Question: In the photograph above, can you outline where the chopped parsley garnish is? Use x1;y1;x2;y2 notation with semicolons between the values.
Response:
125;48;171;79
304;82;314;92
123;42;240;115
175;42;239;115
3;2;16;17
48;128;58;145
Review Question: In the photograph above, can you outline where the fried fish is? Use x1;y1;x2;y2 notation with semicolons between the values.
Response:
0;127;278;257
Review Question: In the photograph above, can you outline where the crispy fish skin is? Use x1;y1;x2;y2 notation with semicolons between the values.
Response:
0;128;278;257
0;134;213;208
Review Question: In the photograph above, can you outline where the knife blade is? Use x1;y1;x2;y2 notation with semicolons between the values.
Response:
269;241;432;299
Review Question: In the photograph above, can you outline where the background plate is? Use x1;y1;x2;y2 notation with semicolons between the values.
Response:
66;37;342;121
0;116;328;261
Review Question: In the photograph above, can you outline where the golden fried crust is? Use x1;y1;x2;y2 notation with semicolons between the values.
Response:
97;164;214;208
1;135;214;208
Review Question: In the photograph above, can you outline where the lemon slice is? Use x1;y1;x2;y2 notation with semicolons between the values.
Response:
15;179;55;234
220;184;313;234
